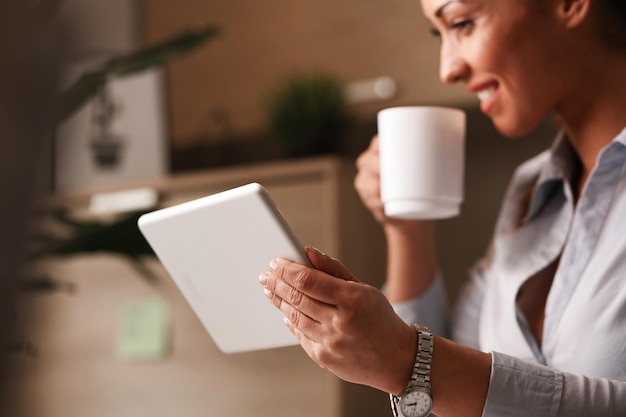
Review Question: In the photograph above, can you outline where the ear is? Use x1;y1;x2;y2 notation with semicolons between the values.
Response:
556;0;592;29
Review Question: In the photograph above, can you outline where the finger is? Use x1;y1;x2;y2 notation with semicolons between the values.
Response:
261;268;335;324
283;315;320;347
355;158;380;185
270;258;347;306
354;171;385;223
283;318;326;369
355;144;380;175
305;246;359;282
370;134;379;151
354;171;382;203
264;286;323;340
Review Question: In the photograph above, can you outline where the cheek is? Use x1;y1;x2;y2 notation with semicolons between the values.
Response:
481;33;561;136
468;25;510;73
494;75;557;138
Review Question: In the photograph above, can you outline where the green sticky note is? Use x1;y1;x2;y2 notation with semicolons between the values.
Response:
118;299;170;360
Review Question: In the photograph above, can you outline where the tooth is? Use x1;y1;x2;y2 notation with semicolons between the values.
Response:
477;87;494;101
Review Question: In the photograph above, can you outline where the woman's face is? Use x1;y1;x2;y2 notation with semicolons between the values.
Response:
421;0;574;137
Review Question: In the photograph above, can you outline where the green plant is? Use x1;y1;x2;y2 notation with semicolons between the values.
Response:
25;25;220;287
264;72;354;157
28;209;158;283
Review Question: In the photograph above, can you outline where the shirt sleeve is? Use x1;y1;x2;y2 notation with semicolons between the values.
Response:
483;352;626;417
387;272;449;337
386;262;488;345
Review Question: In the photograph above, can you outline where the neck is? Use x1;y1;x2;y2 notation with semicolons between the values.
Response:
556;50;626;187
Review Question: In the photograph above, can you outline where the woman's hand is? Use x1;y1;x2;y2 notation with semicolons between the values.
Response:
258;246;416;395
354;135;387;224
259;247;492;416
354;135;439;302
354;135;433;231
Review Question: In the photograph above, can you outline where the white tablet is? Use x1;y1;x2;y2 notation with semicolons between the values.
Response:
137;183;306;354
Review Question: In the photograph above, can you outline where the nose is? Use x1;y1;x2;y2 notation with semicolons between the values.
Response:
439;41;468;84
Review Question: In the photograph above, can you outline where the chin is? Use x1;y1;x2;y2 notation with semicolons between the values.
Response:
491;115;543;139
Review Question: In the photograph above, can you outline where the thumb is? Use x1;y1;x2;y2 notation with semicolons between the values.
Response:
305;246;359;282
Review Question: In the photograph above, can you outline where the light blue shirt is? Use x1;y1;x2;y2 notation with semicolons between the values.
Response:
392;128;626;416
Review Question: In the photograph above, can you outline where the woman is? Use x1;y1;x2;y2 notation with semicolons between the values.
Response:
259;0;626;415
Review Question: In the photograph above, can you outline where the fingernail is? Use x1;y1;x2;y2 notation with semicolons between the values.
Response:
258;272;268;285
305;246;326;257
269;259;278;270
264;288;273;298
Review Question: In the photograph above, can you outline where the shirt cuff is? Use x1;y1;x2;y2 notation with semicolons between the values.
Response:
387;272;448;336
482;351;563;417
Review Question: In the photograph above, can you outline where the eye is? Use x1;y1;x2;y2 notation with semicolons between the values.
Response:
450;19;474;33
429;27;441;38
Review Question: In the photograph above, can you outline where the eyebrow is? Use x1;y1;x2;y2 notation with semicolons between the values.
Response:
435;1;457;18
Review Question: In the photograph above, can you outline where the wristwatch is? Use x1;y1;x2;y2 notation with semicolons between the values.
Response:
390;324;434;417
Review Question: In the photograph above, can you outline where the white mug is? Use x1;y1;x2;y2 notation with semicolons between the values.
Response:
377;106;466;219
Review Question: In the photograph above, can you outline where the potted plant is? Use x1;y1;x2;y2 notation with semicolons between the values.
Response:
263;72;355;157
25;25;221;288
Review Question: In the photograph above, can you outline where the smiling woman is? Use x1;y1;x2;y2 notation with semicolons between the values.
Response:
429;0;586;139
259;0;626;416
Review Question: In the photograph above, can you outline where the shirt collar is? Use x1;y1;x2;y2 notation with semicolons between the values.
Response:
524;126;626;223
523;131;577;222
611;126;626;148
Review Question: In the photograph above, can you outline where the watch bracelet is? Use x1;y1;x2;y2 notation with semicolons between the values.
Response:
389;324;434;417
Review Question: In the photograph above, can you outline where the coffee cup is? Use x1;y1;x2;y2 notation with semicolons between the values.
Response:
377;106;466;219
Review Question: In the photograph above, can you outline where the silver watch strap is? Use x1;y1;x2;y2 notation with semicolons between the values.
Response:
390;393;401;417
410;324;433;391
390;324;434;417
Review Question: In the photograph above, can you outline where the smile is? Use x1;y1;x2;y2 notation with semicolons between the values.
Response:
473;82;499;115
477;85;496;102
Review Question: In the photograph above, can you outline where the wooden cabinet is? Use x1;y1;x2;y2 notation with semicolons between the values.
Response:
1;157;389;417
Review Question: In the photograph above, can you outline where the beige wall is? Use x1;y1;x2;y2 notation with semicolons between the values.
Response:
141;0;472;147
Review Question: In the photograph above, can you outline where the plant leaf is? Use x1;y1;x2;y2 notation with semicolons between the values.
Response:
55;25;219;125
104;26;219;77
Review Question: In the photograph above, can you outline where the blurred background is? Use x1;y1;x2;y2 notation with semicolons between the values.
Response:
1;1;557;416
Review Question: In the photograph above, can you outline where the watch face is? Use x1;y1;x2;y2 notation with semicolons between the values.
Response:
400;389;433;417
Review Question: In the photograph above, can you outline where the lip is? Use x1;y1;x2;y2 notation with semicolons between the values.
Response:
469;81;499;115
